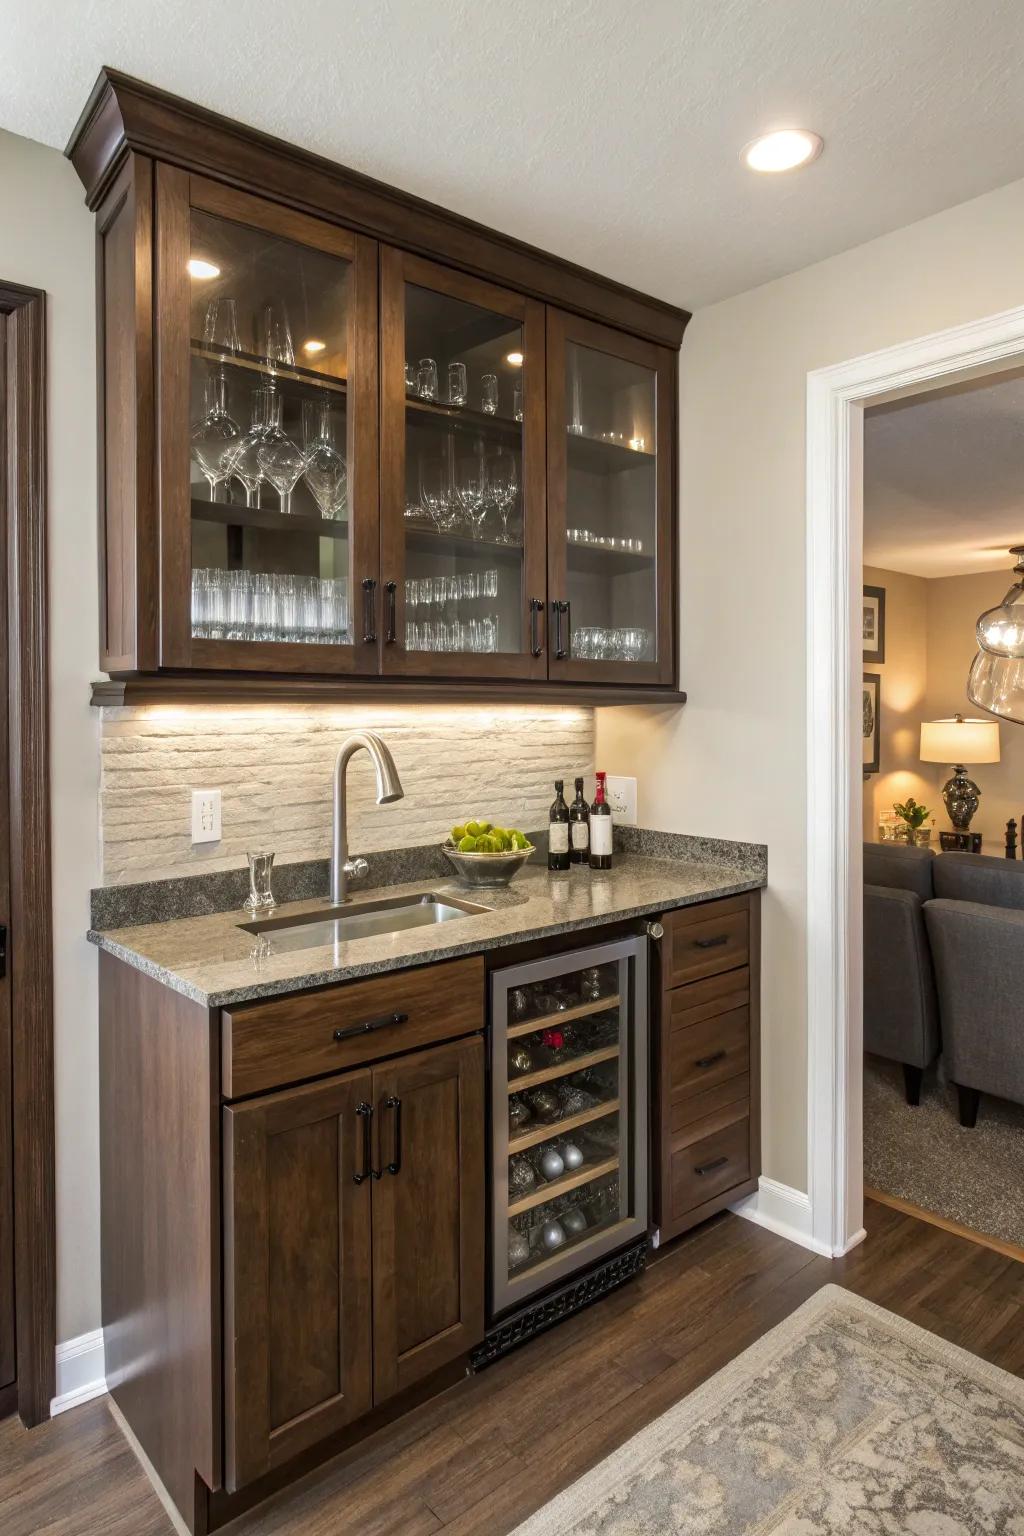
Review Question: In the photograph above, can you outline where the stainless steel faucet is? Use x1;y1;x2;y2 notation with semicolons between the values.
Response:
331;731;404;904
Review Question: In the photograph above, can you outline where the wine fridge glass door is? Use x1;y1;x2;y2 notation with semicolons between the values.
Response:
490;934;648;1317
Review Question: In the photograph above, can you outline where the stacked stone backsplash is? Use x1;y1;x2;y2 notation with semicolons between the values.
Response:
100;704;594;886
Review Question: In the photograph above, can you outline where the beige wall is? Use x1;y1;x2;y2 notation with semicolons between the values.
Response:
597;173;1024;1193
861;566;932;839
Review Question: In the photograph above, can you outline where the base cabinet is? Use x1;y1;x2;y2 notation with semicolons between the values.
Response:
223;1035;485;1492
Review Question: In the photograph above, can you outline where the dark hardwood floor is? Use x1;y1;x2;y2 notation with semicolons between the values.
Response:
3;1199;1022;1536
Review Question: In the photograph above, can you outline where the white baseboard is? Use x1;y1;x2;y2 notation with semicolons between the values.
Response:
731;1176;834;1257
51;1328;106;1417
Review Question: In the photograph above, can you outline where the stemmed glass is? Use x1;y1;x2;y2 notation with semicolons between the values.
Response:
455;452;489;540
261;303;294;380
419;455;456;535
487;448;519;544
202;298;241;372
302;398;347;520
257;391;305;515
190;374;241;501
226;387;271;508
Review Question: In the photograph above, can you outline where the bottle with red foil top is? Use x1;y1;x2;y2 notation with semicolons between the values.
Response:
589;771;613;870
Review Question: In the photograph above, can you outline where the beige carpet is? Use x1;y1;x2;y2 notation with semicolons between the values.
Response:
511;1284;1024;1535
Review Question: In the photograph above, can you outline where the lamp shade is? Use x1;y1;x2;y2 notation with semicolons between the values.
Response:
920;715;1000;765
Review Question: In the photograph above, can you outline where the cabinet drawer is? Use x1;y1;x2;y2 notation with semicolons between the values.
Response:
668;1007;749;1101
222;956;484;1098
669;1114;750;1217
665;898;749;986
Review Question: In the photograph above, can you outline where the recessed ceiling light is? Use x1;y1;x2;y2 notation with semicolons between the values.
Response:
505;351;524;367
742;129;823;174
187;258;221;280
302;339;327;355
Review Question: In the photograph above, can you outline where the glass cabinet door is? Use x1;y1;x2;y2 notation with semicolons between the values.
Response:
380;248;547;679
156;168;379;673
546;310;675;685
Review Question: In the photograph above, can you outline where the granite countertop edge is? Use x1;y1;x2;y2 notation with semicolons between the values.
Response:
87;859;766;1009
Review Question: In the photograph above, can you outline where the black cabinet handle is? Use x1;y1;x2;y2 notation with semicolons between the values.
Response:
529;597;544;657
353;1102;373;1184
384;581;397;644
694;1155;729;1177
552;599;569;660
384;1095;402;1176
695;1049;727;1070
361;577;377;643
694;934;729;950
563;598;571;658
333;1010;409;1044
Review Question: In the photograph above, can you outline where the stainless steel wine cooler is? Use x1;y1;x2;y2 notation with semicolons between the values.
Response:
490;935;649;1317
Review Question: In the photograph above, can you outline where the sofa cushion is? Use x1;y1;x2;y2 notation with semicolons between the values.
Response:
863;842;935;901
932;852;1024;912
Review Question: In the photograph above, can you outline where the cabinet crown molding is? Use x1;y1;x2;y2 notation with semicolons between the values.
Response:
66;66;690;349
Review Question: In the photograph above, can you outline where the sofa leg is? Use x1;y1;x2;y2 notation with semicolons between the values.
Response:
957;1085;980;1128
902;1064;923;1106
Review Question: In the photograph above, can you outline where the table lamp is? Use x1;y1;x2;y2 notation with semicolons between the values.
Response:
919;713;1000;832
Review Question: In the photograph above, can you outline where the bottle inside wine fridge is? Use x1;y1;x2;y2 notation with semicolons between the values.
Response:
548;779;570;871
490;935;649;1317
589;770;613;870
570;776;590;864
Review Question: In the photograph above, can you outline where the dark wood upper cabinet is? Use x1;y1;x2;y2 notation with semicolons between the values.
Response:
70;69;688;702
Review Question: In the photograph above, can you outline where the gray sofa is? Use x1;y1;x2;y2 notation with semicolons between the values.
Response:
924;853;1024;1126
863;843;940;1105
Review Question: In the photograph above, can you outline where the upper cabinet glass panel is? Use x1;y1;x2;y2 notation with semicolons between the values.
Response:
380;249;547;680
188;211;352;650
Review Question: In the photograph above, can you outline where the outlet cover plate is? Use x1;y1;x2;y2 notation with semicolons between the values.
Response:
604;775;638;825
191;788;222;844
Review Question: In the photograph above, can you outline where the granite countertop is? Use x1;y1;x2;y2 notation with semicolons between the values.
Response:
87;851;766;1009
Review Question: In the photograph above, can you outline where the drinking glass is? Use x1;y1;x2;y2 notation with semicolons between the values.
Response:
225;570;253;641
416;358;438;401
404;361;417;393
487;448;519;543
190;374;241;501
257;391;305;515
204;569;228;640
261;303;294;374
319;577;348;643
202;298;241;369
226;387;271;507
251;573;276;642
419;455;455;533
274;574;298;642
301;398;348;520
191;569;210;638
447;362;467;406
244;850;276;913
455;453;488;538
481;374;498;415
513;380;523;423
295;575;321;641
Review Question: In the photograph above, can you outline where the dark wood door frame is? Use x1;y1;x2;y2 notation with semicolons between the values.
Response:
0;280;56;1426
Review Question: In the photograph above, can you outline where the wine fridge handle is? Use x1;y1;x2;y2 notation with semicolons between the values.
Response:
361;578;377;644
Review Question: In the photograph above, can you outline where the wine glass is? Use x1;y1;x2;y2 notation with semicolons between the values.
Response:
190;374;241;501
226;387;271;507
419;455;455;534
487;448;519;544
257;391;305;515
302;398;347;520
261;303;295;379
455;452;489;539
202;298;241;372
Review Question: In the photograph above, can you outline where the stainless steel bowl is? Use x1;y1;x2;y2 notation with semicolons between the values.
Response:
441;841;535;888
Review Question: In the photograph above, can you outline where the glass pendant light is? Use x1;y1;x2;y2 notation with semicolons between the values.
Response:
967;547;1024;724
975;546;1024;656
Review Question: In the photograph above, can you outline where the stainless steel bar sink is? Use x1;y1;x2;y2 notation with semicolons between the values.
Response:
239;891;491;952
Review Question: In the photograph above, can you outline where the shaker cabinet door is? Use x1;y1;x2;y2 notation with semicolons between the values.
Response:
370;1036;486;1402
223;1070;374;1490
155;166;380;675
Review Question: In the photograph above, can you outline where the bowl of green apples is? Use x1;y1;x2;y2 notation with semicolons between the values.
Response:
441;819;535;887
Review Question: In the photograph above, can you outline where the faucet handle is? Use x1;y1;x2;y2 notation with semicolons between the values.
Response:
343;856;369;883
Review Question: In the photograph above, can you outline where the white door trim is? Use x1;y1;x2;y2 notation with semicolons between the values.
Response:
805;302;1024;1258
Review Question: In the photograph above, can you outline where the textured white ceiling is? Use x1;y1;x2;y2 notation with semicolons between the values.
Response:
3;0;1024;307
865;372;1024;579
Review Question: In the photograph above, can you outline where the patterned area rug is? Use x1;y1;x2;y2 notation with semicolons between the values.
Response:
511;1284;1024;1535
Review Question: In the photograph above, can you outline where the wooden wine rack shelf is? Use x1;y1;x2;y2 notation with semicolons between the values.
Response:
508;1044;619;1094
508;1097;620;1154
507;1155;619;1217
506;994;620;1040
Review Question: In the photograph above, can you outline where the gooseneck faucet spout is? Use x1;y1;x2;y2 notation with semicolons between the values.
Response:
331;732;404;904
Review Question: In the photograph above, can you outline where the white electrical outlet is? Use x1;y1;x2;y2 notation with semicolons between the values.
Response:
191;789;222;845
604;775;638;825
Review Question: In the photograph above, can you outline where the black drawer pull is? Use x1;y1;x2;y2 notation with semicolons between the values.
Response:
333;1010;408;1043
695;1049;727;1070
353;1102;373;1184
694;934;729;950
694;1155;729;1177
384;1095;402;1176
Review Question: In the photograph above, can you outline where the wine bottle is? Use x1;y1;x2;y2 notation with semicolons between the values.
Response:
589;771;613;870
548;780;570;871
569;776;590;864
